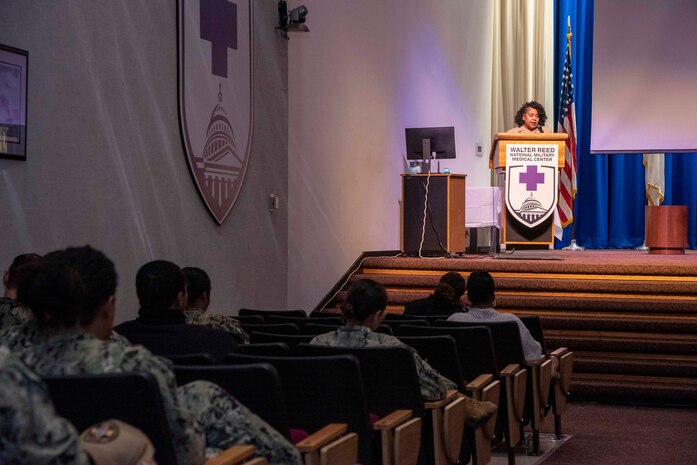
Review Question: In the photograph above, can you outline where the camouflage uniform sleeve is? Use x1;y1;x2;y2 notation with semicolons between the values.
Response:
186;311;250;343
0;348;91;465
206;314;249;344
120;345;206;465
0;298;22;331
410;346;458;400
180;381;302;465
379;334;457;401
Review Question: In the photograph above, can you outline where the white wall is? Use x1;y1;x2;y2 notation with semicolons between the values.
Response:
288;0;494;310
0;0;289;322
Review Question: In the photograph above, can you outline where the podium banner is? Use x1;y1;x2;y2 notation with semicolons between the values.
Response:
505;144;559;229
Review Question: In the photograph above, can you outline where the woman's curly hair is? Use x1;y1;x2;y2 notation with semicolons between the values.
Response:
514;101;547;127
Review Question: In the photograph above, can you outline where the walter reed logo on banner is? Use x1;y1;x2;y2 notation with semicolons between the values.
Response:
505;144;558;228
178;0;253;224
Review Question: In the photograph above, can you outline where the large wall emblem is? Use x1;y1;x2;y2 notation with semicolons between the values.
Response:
178;0;253;224
505;144;558;228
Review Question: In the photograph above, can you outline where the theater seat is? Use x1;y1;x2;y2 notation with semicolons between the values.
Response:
226;353;416;465
44;372;265;465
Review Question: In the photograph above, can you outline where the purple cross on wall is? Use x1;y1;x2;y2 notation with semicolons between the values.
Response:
200;0;237;78
519;165;545;191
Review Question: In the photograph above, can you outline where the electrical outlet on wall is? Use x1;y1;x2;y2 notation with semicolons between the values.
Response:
269;193;280;212
475;142;483;157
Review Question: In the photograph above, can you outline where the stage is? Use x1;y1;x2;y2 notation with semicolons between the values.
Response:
320;249;697;404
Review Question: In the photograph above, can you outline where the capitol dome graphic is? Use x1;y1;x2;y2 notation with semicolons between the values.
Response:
516;193;547;224
194;87;242;210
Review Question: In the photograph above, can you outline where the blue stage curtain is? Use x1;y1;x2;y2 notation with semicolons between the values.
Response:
554;0;697;249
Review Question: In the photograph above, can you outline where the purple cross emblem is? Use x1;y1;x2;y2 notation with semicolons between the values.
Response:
519;165;545;191
200;0;238;78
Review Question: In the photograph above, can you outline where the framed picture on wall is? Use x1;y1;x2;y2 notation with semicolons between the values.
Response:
0;44;28;161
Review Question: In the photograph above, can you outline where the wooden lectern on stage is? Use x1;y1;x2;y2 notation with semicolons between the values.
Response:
401;173;466;255
489;133;567;249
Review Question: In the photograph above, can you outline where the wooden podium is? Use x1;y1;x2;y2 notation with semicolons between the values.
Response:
646;205;688;255
401;174;466;255
489;133;567;249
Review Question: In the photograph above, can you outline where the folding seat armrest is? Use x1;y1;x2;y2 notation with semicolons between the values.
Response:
295;423;348;453
467;377;501;465
465;373;494;393
203;445;262;465
550;347;569;358
296;423;361;465
373;410;422;465
424;389;467;465
373;409;413;431
499;363;520;378
423;389;458;410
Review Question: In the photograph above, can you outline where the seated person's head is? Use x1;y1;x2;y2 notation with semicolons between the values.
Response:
435;271;465;307
20;246;117;339
136;260;186;312
342;279;388;329
3;253;42;299
466;271;495;308
182;266;211;311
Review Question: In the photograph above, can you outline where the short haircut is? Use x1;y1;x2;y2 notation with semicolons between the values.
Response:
466;271;495;306
182;267;211;306
136;260;185;309
6;253;42;290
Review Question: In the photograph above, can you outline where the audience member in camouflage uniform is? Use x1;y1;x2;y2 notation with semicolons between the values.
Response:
0;253;41;330
18;246;301;465
0;345;91;465
310;279;455;400
311;278;497;426
182;266;249;343
1;346;157;465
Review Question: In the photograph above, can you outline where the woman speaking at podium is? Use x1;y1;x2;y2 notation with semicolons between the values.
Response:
508;100;552;134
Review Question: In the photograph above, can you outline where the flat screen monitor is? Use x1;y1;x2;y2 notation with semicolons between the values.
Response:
405;127;456;160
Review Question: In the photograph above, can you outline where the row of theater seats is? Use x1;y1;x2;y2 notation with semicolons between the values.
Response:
43;309;573;465
232;309;574;465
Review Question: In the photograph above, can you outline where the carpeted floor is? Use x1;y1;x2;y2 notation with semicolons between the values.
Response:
539;402;697;465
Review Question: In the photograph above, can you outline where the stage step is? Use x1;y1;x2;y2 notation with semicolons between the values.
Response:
317;252;697;405
545;329;697;355
571;373;697;404
573;351;697;378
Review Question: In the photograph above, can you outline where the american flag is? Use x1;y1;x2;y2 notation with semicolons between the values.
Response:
557;40;577;229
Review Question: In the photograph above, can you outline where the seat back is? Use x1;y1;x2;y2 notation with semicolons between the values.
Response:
519;315;546;352
302;323;342;336
248;332;316;348
435;320;526;365
396;324;499;382
234;342;291;356
295;344;424;418
309;311;342;317
239;308;307;320
381;318;429;331
225;353;374;465
397;335;465;390
174;363;291;440
234;314;265;325
44;372;178;465
241;323;300;335
385;313;455;325
161;352;214;365
267;315;344;328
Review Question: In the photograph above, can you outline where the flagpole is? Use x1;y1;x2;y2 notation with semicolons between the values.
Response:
562;16;584;251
